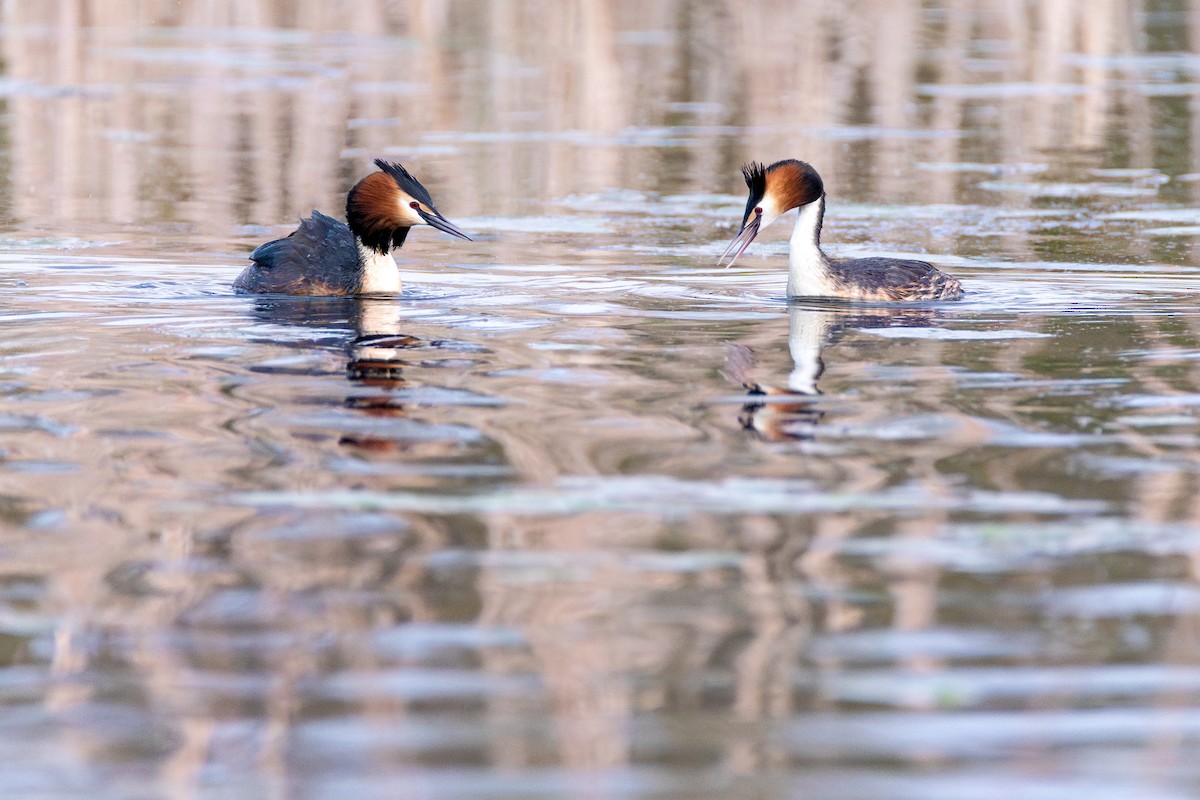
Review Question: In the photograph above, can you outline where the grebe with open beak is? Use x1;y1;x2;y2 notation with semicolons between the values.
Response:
719;160;963;301
235;159;471;296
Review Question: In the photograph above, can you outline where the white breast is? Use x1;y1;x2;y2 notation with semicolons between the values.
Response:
357;242;401;294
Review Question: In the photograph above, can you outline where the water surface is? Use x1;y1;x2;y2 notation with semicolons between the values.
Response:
4;2;1200;798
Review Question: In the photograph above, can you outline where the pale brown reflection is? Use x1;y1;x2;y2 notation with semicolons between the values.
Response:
1;0;1192;245
469;511;818;774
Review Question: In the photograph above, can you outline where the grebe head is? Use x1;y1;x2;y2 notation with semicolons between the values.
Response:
346;159;472;254
718;159;824;268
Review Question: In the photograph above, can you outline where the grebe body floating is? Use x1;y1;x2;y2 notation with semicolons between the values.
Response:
720;160;963;302
235;160;470;296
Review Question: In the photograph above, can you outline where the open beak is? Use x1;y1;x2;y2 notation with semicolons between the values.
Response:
717;210;762;269
418;208;472;241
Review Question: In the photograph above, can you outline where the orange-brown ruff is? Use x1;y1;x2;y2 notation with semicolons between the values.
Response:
234;159;470;296
720;159;964;301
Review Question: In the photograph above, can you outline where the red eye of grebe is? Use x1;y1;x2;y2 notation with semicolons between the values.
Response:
410;201;420;209
755;207;763;215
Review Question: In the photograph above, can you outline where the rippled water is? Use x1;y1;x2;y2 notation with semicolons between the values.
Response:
6;2;1200;798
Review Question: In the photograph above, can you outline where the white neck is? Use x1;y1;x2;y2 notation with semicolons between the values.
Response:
786;196;837;298
356;239;401;294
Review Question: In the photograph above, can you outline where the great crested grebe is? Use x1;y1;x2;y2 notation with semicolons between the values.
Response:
719;160;963;301
234;159;470;296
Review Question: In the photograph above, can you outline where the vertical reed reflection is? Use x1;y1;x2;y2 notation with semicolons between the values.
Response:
0;0;1190;240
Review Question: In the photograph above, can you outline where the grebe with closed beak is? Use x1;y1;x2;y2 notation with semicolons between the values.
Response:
719;160;963;301
234;159;470;296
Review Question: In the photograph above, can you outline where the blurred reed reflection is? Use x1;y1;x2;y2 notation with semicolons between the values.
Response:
1;0;1196;248
164;287;959;779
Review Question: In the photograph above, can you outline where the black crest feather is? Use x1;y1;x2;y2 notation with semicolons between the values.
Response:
741;161;767;205
739;161;768;228
374;159;436;209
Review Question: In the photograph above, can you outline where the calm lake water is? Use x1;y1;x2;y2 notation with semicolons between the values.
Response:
5;1;1200;798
